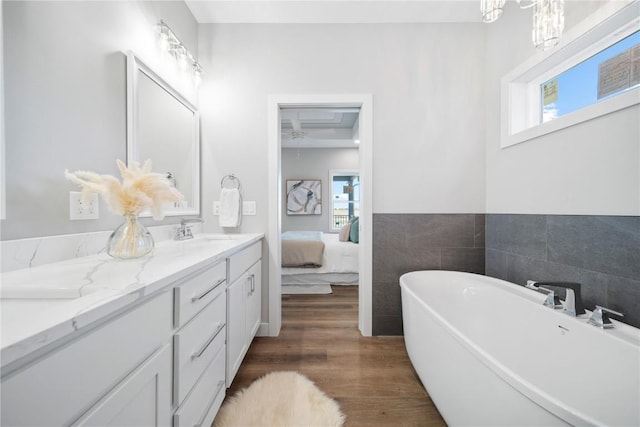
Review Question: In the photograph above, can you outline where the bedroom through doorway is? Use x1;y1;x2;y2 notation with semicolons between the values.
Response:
267;94;373;337
279;106;361;302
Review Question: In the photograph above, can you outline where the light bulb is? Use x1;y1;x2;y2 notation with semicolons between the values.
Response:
177;48;189;71
193;68;202;87
158;23;171;51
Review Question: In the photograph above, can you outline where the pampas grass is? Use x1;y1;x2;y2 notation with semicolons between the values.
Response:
66;160;183;259
65;159;183;220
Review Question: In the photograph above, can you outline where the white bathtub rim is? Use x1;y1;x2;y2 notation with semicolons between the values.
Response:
401;270;640;348
399;271;625;427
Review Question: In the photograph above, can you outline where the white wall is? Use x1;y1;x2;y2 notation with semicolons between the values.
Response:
198;22;487;239
1;0;5;220
2;1;198;240
484;1;639;215
281;147;359;232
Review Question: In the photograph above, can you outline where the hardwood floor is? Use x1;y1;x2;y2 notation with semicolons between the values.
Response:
223;286;447;426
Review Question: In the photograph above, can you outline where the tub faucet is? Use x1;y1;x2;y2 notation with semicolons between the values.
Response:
175;218;203;240
526;281;585;316
525;281;563;309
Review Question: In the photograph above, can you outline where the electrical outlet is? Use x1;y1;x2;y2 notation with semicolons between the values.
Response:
213;201;221;215
69;191;99;220
243;201;257;215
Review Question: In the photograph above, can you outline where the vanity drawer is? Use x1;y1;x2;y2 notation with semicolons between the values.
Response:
174;261;226;328
228;241;261;283
173;345;226;427
174;291;226;405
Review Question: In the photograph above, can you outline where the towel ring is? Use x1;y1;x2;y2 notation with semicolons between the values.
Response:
221;174;241;190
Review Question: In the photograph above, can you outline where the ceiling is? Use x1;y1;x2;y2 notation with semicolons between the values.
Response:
281;107;360;149
185;1;484;24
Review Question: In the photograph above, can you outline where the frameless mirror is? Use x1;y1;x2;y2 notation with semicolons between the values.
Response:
127;52;200;216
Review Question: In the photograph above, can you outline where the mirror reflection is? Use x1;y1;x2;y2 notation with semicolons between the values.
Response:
127;53;200;216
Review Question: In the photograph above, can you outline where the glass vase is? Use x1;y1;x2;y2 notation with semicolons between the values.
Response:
107;214;155;260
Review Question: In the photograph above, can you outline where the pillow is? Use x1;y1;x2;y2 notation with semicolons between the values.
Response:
349;217;359;243
339;224;351;242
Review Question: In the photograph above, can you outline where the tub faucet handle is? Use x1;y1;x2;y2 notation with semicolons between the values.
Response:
526;281;584;316
525;281;562;309
588;305;624;329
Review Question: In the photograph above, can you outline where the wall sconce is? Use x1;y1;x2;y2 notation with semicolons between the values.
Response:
482;0;565;51
157;20;204;86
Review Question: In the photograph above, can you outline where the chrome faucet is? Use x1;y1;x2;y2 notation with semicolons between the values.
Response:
588;305;624;329
526;281;563;309
526;281;585;316
175;218;203;240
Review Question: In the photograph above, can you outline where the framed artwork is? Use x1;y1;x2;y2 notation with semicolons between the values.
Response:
286;179;322;215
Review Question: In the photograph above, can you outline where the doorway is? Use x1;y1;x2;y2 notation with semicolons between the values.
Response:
267;94;373;336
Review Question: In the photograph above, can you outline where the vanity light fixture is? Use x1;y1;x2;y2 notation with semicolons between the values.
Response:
156;20;204;86
482;0;565;51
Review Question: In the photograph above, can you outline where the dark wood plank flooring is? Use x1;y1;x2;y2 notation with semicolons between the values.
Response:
222;286;446;426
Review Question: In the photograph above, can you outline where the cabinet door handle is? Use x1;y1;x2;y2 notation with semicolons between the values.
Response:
191;278;225;303
250;274;256;293
191;323;224;360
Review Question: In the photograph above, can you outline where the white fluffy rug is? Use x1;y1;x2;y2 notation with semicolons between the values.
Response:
214;371;345;427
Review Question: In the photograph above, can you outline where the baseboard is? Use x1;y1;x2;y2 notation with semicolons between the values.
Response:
256;322;270;337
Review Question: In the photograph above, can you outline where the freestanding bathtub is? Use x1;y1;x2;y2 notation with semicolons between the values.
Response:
400;271;640;426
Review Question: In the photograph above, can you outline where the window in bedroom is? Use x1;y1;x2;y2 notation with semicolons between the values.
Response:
330;170;359;232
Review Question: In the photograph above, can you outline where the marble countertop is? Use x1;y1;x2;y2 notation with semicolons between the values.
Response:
0;233;263;368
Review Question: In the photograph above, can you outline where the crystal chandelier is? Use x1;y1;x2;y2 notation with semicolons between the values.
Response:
481;0;505;23
482;0;565;51
532;0;565;50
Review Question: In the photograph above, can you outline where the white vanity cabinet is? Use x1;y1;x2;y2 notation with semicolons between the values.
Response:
0;235;264;427
172;260;227;427
226;241;262;386
1;291;174;426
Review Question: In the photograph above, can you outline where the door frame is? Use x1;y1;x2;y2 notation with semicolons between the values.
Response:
266;94;373;336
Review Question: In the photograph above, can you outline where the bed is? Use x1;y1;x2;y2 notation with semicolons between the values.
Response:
281;231;359;287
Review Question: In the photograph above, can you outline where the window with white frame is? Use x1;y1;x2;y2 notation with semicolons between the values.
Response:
541;30;639;123
329;170;359;231
501;1;640;148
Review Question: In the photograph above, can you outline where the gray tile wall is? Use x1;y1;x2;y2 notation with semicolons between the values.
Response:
486;214;640;328
372;214;485;335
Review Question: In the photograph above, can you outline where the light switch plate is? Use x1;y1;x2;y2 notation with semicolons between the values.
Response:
243;201;257;215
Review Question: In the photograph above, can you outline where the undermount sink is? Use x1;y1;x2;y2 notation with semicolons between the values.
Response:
190;234;247;241
0;263;92;300
172;234;241;249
